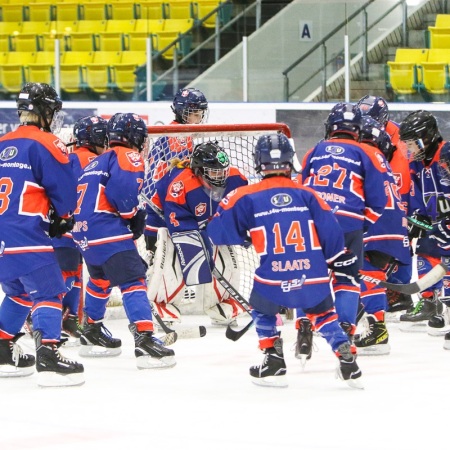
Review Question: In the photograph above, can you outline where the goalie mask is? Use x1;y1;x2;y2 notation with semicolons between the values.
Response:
73;115;107;154
191;142;230;201
16;82;63;134
399;110;442;161
253;133;296;176
171;88;209;124
107;112;148;153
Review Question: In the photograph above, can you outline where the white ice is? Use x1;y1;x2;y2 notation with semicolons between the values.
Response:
1;312;449;450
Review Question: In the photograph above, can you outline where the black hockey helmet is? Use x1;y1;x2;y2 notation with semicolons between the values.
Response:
253;133;295;176
16;82;62;132
190;141;230;187
399;110;442;160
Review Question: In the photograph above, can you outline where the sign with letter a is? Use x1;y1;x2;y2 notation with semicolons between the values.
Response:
299;21;312;41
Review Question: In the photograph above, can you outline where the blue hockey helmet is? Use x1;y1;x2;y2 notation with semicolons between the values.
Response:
357;95;390;126
171;88;209;124
253;133;295;176
73;115;107;151
190;141;230;188
325;102;362;140
107;113;148;153
359;116;394;161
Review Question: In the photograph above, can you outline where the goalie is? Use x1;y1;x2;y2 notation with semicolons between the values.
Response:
146;142;249;326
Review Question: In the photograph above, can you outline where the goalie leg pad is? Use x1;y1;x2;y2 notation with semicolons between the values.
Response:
153;302;181;325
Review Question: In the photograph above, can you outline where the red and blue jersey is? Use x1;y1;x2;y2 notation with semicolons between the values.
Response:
72;145;145;265
208;176;346;309
0;125;76;281
151;162;247;235
301;138;389;233
53;146;99;250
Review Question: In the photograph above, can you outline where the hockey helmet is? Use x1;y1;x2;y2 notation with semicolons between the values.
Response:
325;102;362;140
357;95;390;126
253;133;295;176
73;115;107;152
359;116;394;162
190;142;230;188
107;113;148;153
171;88;209;124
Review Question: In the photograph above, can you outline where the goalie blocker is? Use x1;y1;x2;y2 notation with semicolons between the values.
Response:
147;228;247;327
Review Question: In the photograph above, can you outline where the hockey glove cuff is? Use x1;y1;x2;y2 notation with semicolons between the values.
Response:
129;209;147;240
329;250;360;287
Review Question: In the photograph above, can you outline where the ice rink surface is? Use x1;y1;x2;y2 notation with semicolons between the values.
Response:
1;312;450;450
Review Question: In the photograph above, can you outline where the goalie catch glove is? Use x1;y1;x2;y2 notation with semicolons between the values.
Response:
329;250;360;287
49;209;75;238
430;219;450;246
129;209;147;240
407;210;431;239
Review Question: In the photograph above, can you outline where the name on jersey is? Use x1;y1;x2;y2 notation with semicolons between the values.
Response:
272;259;310;271
310;153;361;166
73;220;88;232
316;191;346;204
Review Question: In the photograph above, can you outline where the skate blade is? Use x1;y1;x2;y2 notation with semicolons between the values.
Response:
251;375;288;388
399;321;428;333
136;355;176;369
61;336;81;347
385;312;403;323
427;326;450;337
443;342;450;350
79;345;122;358
295;354;310;369
356;343;391;356
0;365;34;378
37;371;85;388
345;378;364;390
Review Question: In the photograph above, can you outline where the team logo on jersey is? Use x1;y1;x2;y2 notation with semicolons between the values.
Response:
126;151;143;168
376;152;386;168
325;145;345;155
195;202;207;216
85;160;98;171
271;193;292;207
169;181;184;198
53;139;68;156
0;146;18;161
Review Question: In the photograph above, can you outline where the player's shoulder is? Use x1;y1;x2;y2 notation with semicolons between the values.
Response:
111;146;145;172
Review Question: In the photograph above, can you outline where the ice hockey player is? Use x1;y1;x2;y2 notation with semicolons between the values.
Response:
51;115;108;345
357;95;413;314
0;82;84;387
146;141;248;326
401;110;450;335
208;133;363;389
301;102;389;345
71;112;175;369
356;116;410;355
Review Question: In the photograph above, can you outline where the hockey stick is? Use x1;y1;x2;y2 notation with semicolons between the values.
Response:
359;262;448;295
407;216;433;231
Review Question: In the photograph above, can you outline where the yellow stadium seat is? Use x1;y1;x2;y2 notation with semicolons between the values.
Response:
26;62;55;86
428;27;450;48
55;3;81;21
0;21;22;36
48;20;78;37
0;52;36;95
85;51;122;93
26;3;55;22
21;21;52;35
154;18;192;59
386;48;428;94
65;32;97;51
166;1;194;19
434;14;450;28
418;49;450;95
60;51;93;93
10;33;40;52
80;2;108;20
109;2;138;20
0;5;25;22
97;32;124;51
138;1;166;19
120;50;147;65
0;37;10;52
196;0;227;28
105;19;137;33
112;51;147;94
134;18;165;32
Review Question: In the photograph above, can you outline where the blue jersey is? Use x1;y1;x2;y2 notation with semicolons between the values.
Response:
301;138;389;233
53;146;99;250
0;125;76;281
207;176;346;309
151;162;247;234
72;145;145;265
363;167;410;264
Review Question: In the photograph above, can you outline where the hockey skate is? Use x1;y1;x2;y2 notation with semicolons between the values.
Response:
386;290;414;322
294;318;313;367
34;331;84;387
335;342;363;389
79;320;122;357
0;333;35;377
354;315;390;356
427;304;450;336
399;293;443;332
340;322;356;342
61;314;83;347
250;338;288;388
129;324;176;369
444;331;450;350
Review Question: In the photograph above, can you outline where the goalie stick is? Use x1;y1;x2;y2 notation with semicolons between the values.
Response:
407;216;434;231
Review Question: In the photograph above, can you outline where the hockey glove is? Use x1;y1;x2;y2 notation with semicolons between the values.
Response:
129;209;147;240
329;251;360;287
407;211;431;239
49;212;75;238
430;219;450;246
